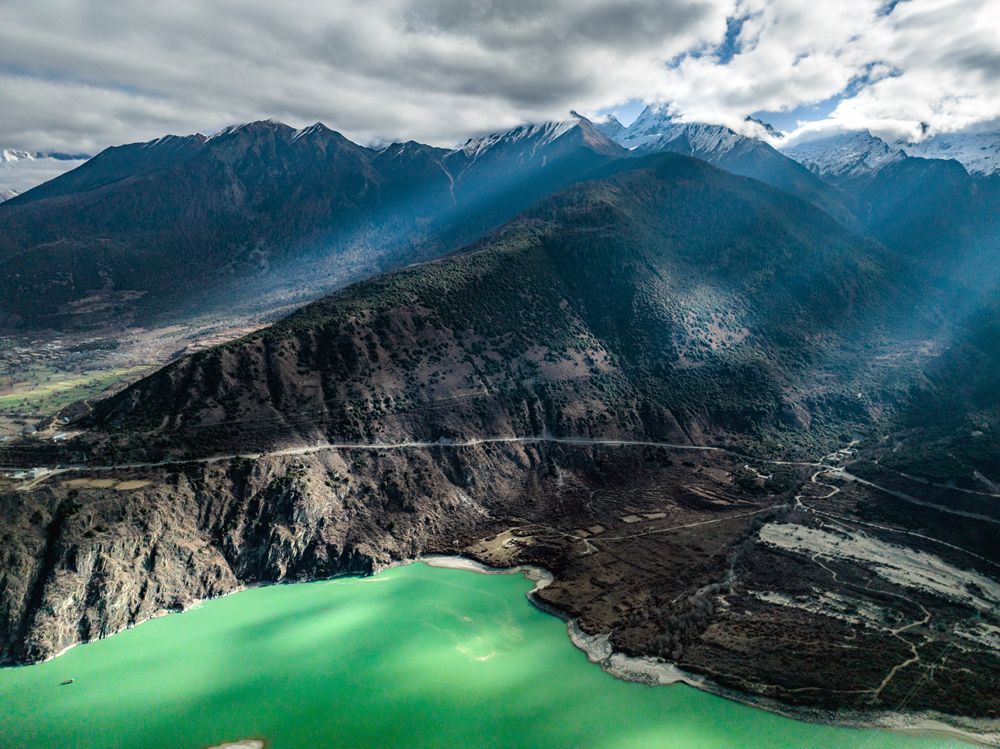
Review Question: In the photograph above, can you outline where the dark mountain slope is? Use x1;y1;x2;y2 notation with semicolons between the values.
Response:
86;154;927;461
0;118;625;329
613;108;857;228
781;131;1000;302
840;159;1000;299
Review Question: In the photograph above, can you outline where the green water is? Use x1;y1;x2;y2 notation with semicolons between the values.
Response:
0;563;974;749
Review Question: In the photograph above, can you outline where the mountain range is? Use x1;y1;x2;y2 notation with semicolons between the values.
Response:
0;149;90;203
0;117;623;329
3;109;997;332
898;128;1000;175
0;143;1000;737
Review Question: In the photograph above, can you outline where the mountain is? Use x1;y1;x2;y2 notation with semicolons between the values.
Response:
609;106;857;227
781;130;906;181
743;115;784;140
0;117;624;330
782;131;1000;301
86;153;921;460
436;115;626;241
898;129;1000;176
5;154;999;727
0;149;90;199
592;114;626;140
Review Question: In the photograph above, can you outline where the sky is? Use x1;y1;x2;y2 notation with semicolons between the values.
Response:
1;0;999;159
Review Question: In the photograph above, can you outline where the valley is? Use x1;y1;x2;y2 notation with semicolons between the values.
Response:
0;313;281;440
1;105;998;746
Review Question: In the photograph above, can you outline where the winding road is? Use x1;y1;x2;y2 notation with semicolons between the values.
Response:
6;434;826;490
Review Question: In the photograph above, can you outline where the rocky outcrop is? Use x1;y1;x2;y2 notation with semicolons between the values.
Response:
0;443;529;663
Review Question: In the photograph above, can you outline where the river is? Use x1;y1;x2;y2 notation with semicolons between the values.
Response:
0;562;975;748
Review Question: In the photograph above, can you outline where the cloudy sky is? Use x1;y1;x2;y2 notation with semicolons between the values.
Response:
1;0;998;157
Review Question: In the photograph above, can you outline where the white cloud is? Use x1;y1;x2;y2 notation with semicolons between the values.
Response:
660;0;1000;142
0;0;731;153
0;0;996;158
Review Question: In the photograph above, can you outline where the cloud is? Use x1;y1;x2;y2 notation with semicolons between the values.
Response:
0;0;730;154
0;154;87;197
0;0;996;162
661;0;1000;142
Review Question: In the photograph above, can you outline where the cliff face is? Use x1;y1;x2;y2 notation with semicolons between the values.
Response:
0;445;526;663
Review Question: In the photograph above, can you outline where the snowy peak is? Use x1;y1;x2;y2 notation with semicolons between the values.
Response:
457;119;582;159
744;116;784;141
1;149;35;165
452;114;622;165
0;149;90;200
612;105;745;158
593;114;625;140
897;130;1000;176
782;131;906;179
615;105;677;150
208;119;294;141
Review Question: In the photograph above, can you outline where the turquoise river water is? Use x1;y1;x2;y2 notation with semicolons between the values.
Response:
0;562;977;748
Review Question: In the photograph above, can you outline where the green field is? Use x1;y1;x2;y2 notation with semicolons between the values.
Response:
0;366;151;415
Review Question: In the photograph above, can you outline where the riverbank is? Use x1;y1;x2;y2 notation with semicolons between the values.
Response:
419;554;1000;748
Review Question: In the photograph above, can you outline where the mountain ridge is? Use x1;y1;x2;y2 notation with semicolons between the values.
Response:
0;116;625;330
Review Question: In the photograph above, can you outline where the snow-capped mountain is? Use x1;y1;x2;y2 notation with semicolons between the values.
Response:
453;113;622;164
592;114;626;140
897;130;1000;176
615;105;747;156
608;105;857;227
1;149;36;165
0;149;90;200
744;116;784;141
781;131;906;180
457;119;581;159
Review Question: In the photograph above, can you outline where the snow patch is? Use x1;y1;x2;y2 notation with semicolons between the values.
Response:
898;130;1000;175
954;622;1000;651
749;589;889;628
782;131;905;178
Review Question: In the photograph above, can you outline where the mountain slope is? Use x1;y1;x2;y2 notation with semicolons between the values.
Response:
87;154;924;460
781;130;1000;302
781;131;906;181
611;107;857;227
0;118;624;330
899;129;1000;176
